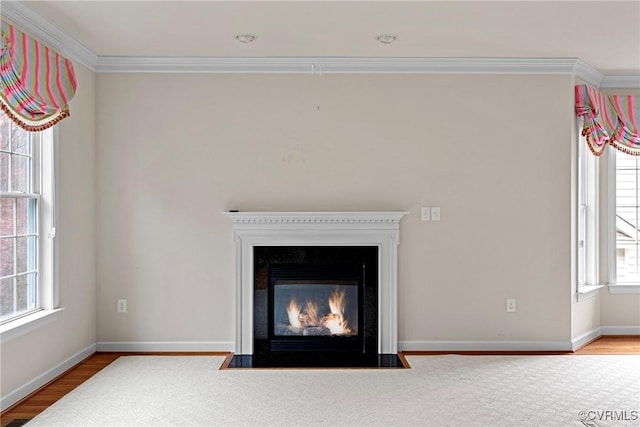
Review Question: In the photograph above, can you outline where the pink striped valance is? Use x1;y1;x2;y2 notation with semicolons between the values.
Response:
575;84;640;156
0;19;77;131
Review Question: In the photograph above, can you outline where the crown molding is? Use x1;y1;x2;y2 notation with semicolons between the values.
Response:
600;75;640;89
2;0;638;88
96;56;610;80
572;59;606;88
1;0;98;70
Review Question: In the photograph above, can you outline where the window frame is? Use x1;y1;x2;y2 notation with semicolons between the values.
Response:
0;116;61;342
577;119;603;301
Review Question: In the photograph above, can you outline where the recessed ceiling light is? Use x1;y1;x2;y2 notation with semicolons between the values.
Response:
375;34;398;44
236;34;257;44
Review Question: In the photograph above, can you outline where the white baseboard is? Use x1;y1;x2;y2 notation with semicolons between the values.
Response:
398;340;572;352
572;326;640;350
571;328;602;351
1;342;96;411
401;327;640;353
95;341;234;352
600;325;640;335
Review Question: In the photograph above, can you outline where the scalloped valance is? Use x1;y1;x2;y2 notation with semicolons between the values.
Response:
0;19;76;131
575;84;640;156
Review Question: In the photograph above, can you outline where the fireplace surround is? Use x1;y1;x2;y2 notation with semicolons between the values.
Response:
225;211;407;367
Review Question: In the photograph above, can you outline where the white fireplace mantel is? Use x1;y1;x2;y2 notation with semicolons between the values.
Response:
225;211;408;355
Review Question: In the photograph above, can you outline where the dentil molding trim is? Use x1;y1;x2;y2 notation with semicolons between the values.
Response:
2;0;638;88
225;211;408;225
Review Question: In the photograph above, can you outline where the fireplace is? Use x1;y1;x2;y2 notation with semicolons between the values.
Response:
225;211;407;368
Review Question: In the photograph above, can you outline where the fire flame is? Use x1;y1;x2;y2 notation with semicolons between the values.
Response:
323;289;351;335
285;288;352;335
287;299;302;329
304;301;320;326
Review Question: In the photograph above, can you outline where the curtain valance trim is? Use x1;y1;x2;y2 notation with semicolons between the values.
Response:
575;84;640;157
1;19;76;131
0;95;70;132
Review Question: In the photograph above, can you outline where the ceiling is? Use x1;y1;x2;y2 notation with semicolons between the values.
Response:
14;1;640;76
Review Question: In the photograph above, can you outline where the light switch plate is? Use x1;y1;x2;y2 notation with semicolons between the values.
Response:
431;207;441;221
421;207;431;221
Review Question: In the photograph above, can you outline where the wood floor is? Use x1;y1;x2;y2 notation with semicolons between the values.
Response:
2;336;638;426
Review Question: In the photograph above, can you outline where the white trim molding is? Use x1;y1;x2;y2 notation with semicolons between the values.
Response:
400;340;573;352
96;56;599;81
0;342;96;411
572;327;640;351
576;284;604;302
226;211;408;355
95;341;234;352
601;75;640;89
608;284;640;294
0;308;65;344
600;326;640;335
1;0;637;86
571;328;603;351
1;1;98;70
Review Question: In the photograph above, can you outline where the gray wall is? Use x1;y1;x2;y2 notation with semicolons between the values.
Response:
95;73;574;346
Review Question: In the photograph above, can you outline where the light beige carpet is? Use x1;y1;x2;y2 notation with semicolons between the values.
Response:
27;355;640;427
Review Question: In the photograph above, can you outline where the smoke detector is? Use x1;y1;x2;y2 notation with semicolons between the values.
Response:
375;34;398;44
236;34;257;43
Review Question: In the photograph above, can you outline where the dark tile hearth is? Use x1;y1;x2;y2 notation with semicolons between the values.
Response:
226;353;406;369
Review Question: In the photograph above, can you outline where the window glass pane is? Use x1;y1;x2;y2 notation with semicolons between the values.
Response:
16;273;36;312
617;206;639;233
16;236;37;274
11;154;31;193
0;277;15;319
16;198;36;235
0;238;15;277
0;152;8;192
616;150;640;283
616;151;638;169
616;170;638;206
0;114;8;151
1;198;15;237
11;126;29;155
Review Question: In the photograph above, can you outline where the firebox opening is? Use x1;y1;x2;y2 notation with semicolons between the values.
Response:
253;246;380;365
274;281;359;337
268;264;365;353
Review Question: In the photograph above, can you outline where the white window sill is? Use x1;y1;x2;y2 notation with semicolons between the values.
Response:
577;284;604;302
0;308;65;344
608;284;640;294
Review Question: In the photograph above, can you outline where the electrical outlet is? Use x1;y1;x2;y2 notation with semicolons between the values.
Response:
117;299;127;313
506;298;516;313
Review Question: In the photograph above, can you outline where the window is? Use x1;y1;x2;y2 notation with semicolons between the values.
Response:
577;122;640;296
612;149;640;290
0;111;57;325
575;84;640;295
